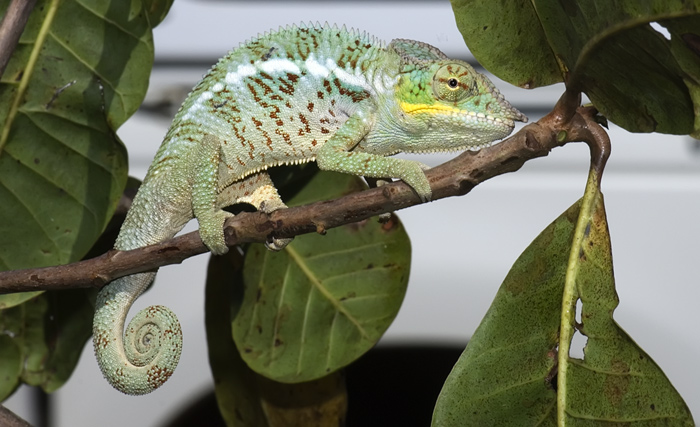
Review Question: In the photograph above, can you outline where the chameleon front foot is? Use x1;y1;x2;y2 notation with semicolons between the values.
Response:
199;210;234;255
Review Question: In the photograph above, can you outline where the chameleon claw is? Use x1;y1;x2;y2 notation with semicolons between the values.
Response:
266;236;293;251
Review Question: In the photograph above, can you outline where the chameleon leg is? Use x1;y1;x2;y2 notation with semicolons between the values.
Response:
217;172;293;250
192;134;234;255
316;112;433;202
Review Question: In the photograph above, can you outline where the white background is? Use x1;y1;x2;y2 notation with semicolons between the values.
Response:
6;1;700;425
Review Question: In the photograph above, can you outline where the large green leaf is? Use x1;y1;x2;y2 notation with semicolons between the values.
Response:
233;171;411;383
450;0;700;136
206;249;347;427
0;288;94;400
558;191;693;424
433;176;693;424
0;0;171;307
432;202;573;425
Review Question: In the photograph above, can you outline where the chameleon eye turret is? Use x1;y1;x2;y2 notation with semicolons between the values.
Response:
432;62;478;102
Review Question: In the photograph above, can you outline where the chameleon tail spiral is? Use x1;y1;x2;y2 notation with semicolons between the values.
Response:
93;272;182;395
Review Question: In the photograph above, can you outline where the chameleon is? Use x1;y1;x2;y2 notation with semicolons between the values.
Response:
92;23;527;395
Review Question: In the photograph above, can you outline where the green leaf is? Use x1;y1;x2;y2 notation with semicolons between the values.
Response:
0;335;22;399
233;171;411;383
0;0;172;306
206;247;347;427
450;0;700;135
433;178;693;424
557;185;694;425
432;201;574;425
0;288;94;400
449;0;562;88
0;0;171;397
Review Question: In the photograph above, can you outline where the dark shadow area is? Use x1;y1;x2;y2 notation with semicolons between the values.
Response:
345;344;463;427
161;344;464;427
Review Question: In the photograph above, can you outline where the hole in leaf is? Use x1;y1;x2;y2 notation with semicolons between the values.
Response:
650;22;671;40
570;299;587;359
575;299;582;324
570;329;588;359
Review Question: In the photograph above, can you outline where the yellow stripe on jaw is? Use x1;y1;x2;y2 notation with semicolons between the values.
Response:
399;101;503;125
399;101;466;116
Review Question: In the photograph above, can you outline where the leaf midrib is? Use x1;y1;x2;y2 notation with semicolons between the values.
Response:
286;245;370;341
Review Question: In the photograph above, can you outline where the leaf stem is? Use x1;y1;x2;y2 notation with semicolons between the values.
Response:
557;166;601;425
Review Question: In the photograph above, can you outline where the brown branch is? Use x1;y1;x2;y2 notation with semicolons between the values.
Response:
0;405;32;427
0;89;609;294
0;0;37;78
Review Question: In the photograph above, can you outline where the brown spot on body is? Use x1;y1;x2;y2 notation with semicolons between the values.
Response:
286;73;299;83
298;113;311;134
277;77;295;96
275;128;293;145
231;123;247;147
333;78;369;103
268;104;281;120
252;77;273;96
247;83;261;103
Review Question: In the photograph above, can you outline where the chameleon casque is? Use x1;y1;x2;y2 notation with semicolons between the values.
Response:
93;24;527;395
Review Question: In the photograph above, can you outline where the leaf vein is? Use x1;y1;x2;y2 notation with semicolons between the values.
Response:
286;246;370;340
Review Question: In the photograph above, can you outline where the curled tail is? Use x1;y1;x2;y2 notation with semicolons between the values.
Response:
93;165;191;394
93;271;182;395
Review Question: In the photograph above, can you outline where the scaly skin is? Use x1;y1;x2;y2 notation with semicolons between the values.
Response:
93;23;527;395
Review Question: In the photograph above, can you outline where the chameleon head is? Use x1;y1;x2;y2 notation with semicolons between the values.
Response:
388;58;528;153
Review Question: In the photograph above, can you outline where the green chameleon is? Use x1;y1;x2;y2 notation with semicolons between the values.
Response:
93;24;527;395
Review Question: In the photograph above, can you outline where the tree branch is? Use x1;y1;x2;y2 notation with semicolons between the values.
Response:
0;405;32;427
0;0;37;78
0;90;607;294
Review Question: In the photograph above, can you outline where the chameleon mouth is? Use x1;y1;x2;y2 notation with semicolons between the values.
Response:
399;102;525;129
403;139;498;155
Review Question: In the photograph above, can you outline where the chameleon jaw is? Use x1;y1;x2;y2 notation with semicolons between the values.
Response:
399;101;518;129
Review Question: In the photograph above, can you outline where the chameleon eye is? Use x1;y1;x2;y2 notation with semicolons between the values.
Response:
432;63;475;103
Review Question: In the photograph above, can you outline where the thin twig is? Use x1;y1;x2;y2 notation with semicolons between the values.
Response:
0;0;37;78
0;90;608;294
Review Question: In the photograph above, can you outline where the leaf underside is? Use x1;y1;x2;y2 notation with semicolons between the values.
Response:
433;195;693;425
